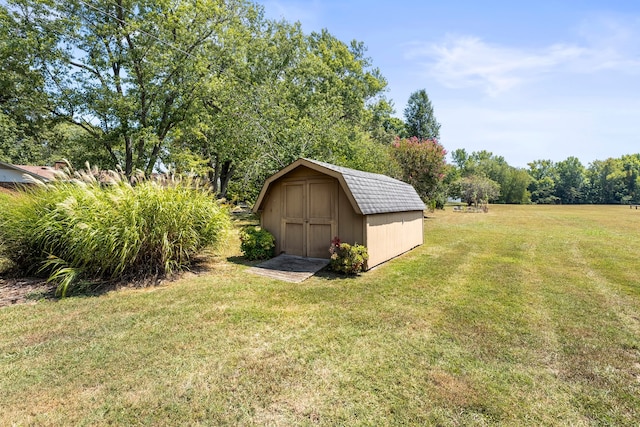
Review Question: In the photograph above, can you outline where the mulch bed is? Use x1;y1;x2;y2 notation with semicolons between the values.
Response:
0;277;57;308
0;261;212;309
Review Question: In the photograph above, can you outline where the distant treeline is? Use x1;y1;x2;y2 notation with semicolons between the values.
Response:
448;150;640;205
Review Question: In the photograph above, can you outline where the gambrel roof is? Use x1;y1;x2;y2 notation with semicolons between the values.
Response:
253;158;425;215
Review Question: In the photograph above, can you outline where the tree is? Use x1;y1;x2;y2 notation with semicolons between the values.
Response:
7;0;259;177
168;21;390;200
528;160;559;204
364;99;406;144
451;150;530;204
556;156;586;204
404;89;441;140
585;154;640;204
501;167;531;204
392;136;448;208
4;0;393;202
458;175;500;208
0;4;56;164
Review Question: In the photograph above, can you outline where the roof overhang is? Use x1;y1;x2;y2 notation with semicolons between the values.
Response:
0;161;54;183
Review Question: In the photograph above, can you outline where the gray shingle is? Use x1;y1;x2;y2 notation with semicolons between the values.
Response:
304;159;425;215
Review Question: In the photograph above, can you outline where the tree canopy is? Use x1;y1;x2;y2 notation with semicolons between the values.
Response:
4;1;638;207
403;89;440;140
1;0;398;200
450;149;530;204
392;136;448;208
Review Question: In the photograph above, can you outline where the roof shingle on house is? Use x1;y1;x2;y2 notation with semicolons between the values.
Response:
0;161;58;184
254;158;425;216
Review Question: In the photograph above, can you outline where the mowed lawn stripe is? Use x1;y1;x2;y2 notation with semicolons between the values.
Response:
526;207;640;425
424;209;584;424
0;205;639;425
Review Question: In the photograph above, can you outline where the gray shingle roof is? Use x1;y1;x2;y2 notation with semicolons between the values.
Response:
304;159;425;215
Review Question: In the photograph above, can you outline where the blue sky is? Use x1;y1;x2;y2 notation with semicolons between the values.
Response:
257;0;640;168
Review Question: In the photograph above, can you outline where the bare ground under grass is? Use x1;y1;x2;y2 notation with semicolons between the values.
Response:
0;277;56;307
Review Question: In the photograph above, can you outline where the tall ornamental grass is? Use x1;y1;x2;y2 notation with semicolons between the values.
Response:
0;169;231;296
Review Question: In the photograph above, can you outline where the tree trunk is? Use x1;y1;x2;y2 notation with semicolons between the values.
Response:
124;134;133;177
219;160;234;199
208;152;220;194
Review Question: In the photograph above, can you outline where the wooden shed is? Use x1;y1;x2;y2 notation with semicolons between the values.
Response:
253;158;425;269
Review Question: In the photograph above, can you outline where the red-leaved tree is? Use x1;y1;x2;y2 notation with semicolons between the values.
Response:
392;136;448;208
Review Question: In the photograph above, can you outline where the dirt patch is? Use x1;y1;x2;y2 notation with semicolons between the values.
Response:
0;277;57;308
0;257;214;309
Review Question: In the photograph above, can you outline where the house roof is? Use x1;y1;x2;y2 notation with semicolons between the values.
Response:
253;158;425;215
0;161;57;182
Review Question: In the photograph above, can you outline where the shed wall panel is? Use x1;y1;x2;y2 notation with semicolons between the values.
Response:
281;166;326;180
337;188;364;245
284;223;304;255
260;186;283;254
365;211;424;268
259;171;342;258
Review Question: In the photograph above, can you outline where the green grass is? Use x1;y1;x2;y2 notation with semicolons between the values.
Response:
1;205;639;425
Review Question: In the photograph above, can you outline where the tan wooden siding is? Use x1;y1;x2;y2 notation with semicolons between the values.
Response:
307;180;338;258
260;169;340;258
337;188;364;245
365;211;424;268
282;181;305;255
260;185;283;254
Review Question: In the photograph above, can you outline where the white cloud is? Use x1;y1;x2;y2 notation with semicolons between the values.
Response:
406;17;640;96
407;37;588;96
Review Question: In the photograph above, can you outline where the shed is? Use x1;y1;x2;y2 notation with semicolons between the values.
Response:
0;161;58;188
253;158;426;269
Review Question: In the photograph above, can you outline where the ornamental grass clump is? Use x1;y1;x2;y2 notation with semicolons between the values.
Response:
0;167;231;296
329;237;369;274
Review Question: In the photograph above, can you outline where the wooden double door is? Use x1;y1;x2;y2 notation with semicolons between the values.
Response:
281;179;337;258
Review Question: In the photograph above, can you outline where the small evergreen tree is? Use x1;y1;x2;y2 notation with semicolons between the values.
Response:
404;89;441;140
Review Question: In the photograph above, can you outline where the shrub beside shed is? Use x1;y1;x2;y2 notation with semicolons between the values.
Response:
253;158;425;269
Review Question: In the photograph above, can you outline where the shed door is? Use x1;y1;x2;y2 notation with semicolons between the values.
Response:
282;181;305;256
282;179;337;258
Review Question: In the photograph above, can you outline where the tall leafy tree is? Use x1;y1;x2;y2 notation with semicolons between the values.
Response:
585;155;640;204
458;175;501;208
7;0;259;176
451;150;530;204
556;156;586;204
0;4;55;164
167;20;389;200
528;160;559;204
5;0;391;202
403;89;441;140
392;136;448;208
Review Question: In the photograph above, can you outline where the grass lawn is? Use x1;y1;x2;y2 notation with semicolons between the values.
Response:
1;205;639;425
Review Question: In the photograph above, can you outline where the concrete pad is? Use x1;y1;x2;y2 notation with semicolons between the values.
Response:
248;254;329;283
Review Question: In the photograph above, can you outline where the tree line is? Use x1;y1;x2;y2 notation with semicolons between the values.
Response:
447;151;640;206
0;0;444;203
2;1;636;207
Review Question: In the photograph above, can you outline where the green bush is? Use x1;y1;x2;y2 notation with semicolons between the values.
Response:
239;226;275;260
329;237;369;274
0;169;231;296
